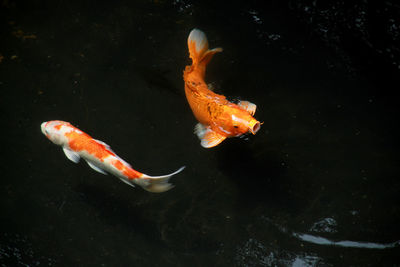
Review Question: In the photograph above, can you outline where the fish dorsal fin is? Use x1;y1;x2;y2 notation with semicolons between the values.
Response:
63;147;80;163
195;123;226;148
86;160;108;175
94;139;108;147
238;100;257;116
94;139;115;154
115;156;132;169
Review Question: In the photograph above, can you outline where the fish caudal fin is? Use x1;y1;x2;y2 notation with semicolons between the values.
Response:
136;166;185;193
188;29;222;71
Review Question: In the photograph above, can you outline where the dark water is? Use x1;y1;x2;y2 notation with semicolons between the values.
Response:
1;0;400;266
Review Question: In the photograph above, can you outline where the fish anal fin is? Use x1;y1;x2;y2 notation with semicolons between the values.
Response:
118;177;135;188
195;123;226;148
86;161;108;175
238;100;257;116
63;147;80;163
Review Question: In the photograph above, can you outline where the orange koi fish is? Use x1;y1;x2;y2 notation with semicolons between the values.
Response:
183;29;261;148
41;120;185;193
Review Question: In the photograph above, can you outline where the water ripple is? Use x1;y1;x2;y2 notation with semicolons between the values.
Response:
293;232;400;249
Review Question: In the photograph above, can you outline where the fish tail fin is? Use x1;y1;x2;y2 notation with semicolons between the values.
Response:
188;29;222;70
136;166;185;193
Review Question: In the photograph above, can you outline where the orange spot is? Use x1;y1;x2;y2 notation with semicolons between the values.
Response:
65;130;115;161
110;158;142;179
123;168;142;179
112;160;124;171
54;124;62;130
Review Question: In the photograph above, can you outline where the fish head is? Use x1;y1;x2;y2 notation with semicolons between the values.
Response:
41;120;72;146
231;112;261;136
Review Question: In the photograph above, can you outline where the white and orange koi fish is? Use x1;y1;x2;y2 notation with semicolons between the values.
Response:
41;120;185;193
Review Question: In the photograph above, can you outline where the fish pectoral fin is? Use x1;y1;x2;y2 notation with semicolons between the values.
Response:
195;123;226;148
238;100;257;116
202;130;227;148
86;161;108;175
63;147;80;163
194;123;207;138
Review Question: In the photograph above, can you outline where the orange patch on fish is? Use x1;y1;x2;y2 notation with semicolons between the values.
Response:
112;159;124;170
65;131;114;161
110;158;142;179
122;168;143;179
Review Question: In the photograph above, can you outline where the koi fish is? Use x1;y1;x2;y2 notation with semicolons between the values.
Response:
41;120;185;193
183;29;261;148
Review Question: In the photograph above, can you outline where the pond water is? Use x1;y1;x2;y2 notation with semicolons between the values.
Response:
1;1;399;266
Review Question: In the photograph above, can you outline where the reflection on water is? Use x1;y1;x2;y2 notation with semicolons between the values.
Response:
293;233;400;249
299;217;400;249
0;233;56;266
310;217;338;233
236;238;325;266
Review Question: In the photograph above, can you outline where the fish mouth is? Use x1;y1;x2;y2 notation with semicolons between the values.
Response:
41;122;47;135
249;120;261;135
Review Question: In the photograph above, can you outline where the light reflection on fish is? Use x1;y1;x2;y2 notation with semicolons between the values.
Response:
183;29;261;148
41;120;184;193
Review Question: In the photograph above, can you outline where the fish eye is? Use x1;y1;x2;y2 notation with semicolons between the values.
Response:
233;125;238;128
